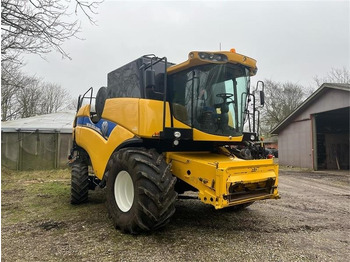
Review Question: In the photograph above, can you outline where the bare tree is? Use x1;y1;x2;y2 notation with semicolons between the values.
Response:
1;65;70;121
1;0;100;121
67;97;79;111
1;62;28;120
260;79;306;134
39;82;70;114
16;76;42;118
314;67;350;86
1;0;100;63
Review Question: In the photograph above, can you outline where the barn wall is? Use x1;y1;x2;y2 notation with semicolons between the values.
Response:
278;120;313;169
278;88;349;169
1;132;72;171
296;89;349;120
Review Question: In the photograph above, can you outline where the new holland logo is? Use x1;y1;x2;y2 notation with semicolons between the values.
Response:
251;167;258;172
101;121;108;137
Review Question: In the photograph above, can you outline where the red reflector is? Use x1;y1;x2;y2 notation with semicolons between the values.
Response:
267;154;274;159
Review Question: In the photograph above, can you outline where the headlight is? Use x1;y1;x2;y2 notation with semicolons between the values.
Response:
199;52;208;59
174;131;181;138
198;52;228;62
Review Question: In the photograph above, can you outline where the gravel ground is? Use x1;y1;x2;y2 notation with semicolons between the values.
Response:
1;168;349;261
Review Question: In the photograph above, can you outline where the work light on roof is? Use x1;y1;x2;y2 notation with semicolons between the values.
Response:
198;52;228;62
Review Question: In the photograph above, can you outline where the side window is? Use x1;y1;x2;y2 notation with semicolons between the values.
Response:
235;76;248;128
169;71;192;125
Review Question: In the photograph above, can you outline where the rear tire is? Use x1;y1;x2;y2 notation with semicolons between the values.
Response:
71;162;89;204
106;148;177;234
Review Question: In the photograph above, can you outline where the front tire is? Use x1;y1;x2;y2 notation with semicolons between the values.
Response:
106;148;177;234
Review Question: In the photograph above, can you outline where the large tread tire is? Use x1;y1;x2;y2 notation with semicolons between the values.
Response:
71;162;89;204
106;148;177;234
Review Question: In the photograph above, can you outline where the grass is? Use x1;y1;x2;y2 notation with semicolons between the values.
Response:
1;167;156;261
1;167;106;225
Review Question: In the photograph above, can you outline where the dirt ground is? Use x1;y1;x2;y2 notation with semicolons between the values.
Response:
1;167;349;262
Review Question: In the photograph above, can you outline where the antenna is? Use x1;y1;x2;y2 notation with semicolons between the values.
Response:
219;43;221;51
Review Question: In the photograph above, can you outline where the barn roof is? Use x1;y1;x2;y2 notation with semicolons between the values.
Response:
271;83;350;134
1;110;76;133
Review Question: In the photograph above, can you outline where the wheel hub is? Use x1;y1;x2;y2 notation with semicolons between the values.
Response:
114;170;134;212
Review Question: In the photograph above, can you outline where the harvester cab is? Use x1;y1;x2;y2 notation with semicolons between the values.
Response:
70;49;279;234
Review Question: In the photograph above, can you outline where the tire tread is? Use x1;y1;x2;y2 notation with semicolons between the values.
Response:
71;162;89;204
106;147;177;234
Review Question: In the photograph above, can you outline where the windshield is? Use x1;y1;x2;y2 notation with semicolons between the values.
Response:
168;63;250;136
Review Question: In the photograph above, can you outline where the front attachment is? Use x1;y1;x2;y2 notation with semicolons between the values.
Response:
168;151;279;209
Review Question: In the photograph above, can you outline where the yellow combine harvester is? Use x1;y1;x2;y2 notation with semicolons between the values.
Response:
69;49;279;234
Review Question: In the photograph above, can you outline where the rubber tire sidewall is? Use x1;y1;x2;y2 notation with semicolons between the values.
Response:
106;153;140;232
105;148;177;234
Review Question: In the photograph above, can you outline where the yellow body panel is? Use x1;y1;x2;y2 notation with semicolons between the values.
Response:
192;129;243;142
76;104;91;117
171;117;242;142
167;151;279;209
138;99;171;138
172;117;190;129
102;98;139;134
75;124;134;179
100;98;172;138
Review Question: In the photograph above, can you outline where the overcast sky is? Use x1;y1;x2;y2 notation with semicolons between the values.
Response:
22;0;349;99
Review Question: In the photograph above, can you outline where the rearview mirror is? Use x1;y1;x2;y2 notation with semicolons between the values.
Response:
260;91;265;106
256;80;265;106
145;69;155;89
154;73;165;93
